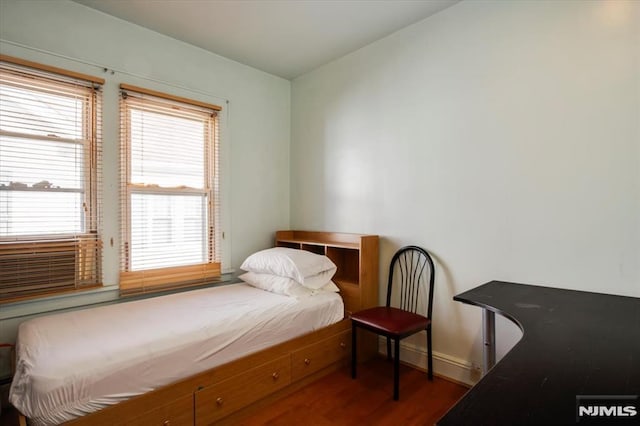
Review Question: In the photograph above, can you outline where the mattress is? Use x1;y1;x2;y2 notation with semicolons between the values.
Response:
9;283;344;426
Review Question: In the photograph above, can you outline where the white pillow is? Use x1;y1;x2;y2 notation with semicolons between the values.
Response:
300;269;338;290
240;247;337;289
239;272;340;298
316;280;340;293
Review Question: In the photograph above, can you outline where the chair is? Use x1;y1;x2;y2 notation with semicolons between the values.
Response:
351;245;435;400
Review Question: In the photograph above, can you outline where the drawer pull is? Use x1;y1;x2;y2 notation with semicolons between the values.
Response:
216;397;224;406
163;421;171;426
304;358;311;365
340;342;346;349
272;372;279;380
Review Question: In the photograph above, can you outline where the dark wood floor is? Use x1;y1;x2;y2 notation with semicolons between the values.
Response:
0;405;18;426
240;357;469;426
0;358;468;426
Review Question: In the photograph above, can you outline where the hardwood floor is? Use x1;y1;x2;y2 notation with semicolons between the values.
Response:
0;358;468;426
239;357;469;426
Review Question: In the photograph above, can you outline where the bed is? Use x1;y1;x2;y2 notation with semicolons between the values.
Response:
10;231;379;426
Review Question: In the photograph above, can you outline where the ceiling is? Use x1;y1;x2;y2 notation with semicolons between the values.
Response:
72;0;460;80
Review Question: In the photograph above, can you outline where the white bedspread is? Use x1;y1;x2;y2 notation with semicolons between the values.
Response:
9;283;344;425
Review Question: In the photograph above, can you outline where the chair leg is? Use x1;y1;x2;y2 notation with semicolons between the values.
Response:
427;327;433;381
393;338;400;401
386;336;391;360
351;322;357;379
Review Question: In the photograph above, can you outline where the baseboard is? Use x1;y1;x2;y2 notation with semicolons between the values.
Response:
377;339;481;387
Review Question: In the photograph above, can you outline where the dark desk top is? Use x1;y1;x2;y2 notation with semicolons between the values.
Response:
437;281;640;426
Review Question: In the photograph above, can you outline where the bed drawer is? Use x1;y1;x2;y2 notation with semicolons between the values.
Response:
124;394;194;426
291;329;351;381
194;355;291;425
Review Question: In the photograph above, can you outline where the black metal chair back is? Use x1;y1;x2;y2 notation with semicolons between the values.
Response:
386;245;435;319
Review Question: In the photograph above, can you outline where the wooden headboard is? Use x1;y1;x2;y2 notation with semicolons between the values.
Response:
274;230;379;317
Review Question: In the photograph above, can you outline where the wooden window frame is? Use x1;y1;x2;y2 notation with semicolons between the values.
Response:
119;84;222;296
0;55;103;303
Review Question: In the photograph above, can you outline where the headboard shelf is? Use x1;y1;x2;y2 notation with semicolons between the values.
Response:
275;238;359;250
275;230;376;249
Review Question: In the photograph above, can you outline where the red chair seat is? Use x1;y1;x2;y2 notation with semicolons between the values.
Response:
351;306;430;336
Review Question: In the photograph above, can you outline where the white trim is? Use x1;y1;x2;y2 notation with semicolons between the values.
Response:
377;338;481;387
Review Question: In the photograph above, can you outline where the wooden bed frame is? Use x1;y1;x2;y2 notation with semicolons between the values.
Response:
17;231;379;426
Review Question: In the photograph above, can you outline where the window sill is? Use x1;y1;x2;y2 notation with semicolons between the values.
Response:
0;271;240;321
0;284;119;320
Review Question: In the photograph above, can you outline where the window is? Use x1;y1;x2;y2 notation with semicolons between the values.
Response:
119;84;221;295
0;55;103;302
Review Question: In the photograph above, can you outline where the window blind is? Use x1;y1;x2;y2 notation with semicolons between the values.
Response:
119;84;221;296
0;55;103;302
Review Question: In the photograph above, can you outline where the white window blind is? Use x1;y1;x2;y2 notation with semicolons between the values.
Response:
119;84;221;295
0;55;103;302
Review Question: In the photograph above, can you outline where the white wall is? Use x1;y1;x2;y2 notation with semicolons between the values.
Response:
291;0;639;382
0;0;291;373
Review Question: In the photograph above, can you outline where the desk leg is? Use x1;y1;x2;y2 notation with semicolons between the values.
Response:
482;309;496;375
